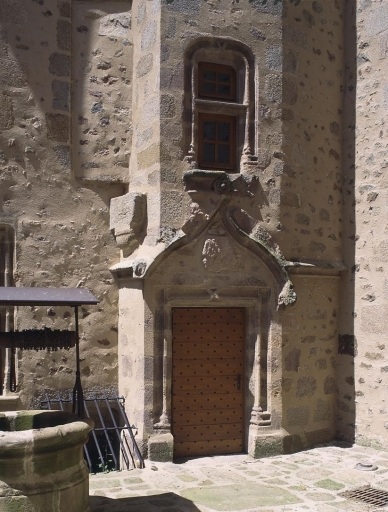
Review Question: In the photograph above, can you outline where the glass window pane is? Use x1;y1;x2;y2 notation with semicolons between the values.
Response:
203;122;216;140
202;83;217;95
203;70;216;81
218;72;231;83
218;144;230;164
203;143;215;163
198;64;236;101
217;122;230;142
217;85;231;97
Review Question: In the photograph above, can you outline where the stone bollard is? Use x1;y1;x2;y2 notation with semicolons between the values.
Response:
0;410;93;512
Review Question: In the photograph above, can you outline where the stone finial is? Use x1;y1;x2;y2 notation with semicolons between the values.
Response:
110;193;147;252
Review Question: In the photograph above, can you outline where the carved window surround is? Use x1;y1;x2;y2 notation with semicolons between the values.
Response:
184;38;258;173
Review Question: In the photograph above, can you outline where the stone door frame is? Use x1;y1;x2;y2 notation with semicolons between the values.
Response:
148;284;283;460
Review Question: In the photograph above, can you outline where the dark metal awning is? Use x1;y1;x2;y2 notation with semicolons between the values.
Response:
0;287;99;306
0;286;99;417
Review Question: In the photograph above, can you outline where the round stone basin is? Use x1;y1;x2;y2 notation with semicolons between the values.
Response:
0;410;93;512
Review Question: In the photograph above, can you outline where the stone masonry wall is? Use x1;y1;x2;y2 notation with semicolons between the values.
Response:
279;0;344;263
339;0;388;448
72;1;132;183
0;0;129;407
129;0;162;244
280;0;344;445
282;275;339;446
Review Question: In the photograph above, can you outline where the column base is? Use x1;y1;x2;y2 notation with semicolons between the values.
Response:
248;427;288;458
148;432;174;462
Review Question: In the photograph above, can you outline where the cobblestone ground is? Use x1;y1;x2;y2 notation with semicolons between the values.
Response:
89;444;388;511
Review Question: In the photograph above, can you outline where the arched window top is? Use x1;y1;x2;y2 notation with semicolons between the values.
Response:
186;39;252;105
185;37;255;67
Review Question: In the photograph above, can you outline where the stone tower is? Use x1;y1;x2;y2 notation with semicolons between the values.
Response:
110;0;344;460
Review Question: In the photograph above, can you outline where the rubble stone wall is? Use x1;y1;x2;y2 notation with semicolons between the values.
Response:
0;0;130;406
339;0;388;448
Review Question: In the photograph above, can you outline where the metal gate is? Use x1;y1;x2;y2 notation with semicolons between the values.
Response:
172;307;245;458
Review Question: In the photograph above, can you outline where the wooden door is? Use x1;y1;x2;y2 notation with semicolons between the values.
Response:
172;307;245;458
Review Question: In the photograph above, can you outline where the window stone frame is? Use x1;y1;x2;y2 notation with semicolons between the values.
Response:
184;38;257;173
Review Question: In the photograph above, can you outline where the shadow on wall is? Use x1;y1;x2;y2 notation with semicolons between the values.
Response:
0;0;127;208
278;1;357;444
337;0;357;444
90;493;200;512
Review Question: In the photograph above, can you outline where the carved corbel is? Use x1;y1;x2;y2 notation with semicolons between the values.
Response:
110;192;147;255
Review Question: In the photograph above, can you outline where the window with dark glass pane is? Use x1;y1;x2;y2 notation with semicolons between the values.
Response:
198;114;235;170
203;121;216;140
198;63;236;101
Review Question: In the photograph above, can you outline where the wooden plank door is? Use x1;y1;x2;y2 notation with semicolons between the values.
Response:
172;307;245;458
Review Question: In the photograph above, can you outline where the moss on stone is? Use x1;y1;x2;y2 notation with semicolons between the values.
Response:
315;479;345;491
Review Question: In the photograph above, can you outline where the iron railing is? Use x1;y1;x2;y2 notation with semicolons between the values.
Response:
41;393;145;472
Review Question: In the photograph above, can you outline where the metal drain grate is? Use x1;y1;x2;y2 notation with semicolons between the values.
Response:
340;486;388;507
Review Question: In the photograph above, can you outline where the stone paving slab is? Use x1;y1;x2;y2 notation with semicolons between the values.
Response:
89;444;388;511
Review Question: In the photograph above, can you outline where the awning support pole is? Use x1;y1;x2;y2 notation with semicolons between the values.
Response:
72;305;84;417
